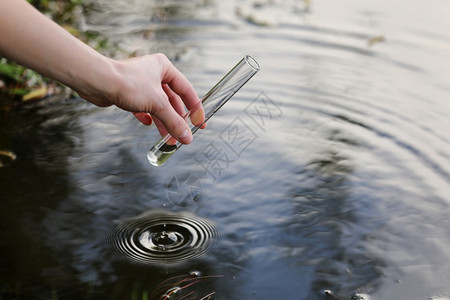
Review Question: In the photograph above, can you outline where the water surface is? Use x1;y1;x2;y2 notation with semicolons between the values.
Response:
1;0;450;299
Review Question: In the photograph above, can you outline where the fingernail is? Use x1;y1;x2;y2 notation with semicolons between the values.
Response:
142;114;153;125
190;109;205;126
179;128;193;144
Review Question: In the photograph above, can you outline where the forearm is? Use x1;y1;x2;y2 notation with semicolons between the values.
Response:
0;0;203;144
0;0;119;100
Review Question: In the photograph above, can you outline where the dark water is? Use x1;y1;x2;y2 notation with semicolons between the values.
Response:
1;0;450;299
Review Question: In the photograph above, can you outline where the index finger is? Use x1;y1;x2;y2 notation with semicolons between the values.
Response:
161;62;205;127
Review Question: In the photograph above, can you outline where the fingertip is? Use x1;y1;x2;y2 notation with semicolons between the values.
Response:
190;109;204;126
178;128;193;144
133;112;153;125
166;136;178;146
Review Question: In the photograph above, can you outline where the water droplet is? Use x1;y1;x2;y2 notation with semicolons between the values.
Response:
189;270;201;277
323;290;333;295
153;231;178;246
352;293;370;300
163;287;180;298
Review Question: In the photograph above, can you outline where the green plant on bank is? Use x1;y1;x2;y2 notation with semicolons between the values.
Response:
27;0;85;22
0;0;109;115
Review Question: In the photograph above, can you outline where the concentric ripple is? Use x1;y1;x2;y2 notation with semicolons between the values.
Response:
108;210;219;265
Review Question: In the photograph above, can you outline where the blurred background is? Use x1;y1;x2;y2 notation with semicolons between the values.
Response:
1;0;450;299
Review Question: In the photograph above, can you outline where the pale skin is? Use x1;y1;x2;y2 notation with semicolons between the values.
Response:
0;0;205;144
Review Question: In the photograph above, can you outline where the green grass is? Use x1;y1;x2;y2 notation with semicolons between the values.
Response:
0;0;105;111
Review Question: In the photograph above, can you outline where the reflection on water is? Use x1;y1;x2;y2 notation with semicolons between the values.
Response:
150;272;224;300
286;129;385;297
1;0;450;299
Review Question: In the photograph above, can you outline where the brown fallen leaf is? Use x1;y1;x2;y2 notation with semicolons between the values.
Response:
367;35;386;47
22;86;48;101
0;149;16;167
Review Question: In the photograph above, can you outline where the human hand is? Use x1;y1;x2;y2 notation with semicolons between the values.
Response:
78;53;205;144
0;2;203;144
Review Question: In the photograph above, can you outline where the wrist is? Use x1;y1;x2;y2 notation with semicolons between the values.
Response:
69;55;122;107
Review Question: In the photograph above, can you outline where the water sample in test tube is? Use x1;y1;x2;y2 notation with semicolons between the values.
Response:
147;55;260;166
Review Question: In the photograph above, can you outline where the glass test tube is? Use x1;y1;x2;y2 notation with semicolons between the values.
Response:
147;55;260;166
